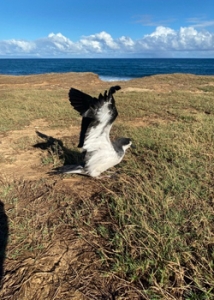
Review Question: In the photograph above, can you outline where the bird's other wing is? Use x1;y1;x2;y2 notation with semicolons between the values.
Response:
108;85;121;95
105;85;121;124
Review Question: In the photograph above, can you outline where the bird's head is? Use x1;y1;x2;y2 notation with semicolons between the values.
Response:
117;137;133;152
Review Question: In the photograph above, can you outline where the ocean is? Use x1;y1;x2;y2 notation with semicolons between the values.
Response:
0;58;214;81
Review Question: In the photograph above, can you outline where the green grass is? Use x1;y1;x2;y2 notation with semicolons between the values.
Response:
0;75;214;299
90;108;213;298
0;89;78;131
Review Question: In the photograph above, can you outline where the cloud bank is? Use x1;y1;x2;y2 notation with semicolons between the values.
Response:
0;26;214;58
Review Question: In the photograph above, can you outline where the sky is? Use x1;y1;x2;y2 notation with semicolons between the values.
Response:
0;0;214;58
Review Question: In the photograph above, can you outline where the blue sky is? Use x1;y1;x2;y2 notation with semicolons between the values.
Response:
0;0;214;58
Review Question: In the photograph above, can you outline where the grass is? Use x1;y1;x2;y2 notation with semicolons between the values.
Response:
0;73;214;299
0;89;77;131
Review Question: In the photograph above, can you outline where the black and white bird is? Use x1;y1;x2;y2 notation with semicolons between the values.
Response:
60;86;132;178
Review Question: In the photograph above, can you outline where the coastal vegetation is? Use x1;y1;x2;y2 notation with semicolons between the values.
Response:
0;73;213;299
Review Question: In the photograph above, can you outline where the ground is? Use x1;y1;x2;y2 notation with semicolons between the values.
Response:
0;72;214;299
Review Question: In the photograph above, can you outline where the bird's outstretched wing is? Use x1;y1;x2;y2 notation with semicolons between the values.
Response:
68;88;97;147
68;88;97;116
68;86;121;148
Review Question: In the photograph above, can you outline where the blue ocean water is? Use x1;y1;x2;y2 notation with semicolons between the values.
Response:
0;58;214;81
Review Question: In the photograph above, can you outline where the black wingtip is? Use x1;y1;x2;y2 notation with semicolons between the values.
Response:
108;86;121;96
68;88;96;115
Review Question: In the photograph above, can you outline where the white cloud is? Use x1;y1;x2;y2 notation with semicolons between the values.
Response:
135;26;214;55
149;26;175;37
80;31;119;53
0;39;35;55
36;33;83;55
118;36;135;47
0;27;214;57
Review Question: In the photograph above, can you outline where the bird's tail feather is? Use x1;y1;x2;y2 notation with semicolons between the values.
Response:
54;165;86;175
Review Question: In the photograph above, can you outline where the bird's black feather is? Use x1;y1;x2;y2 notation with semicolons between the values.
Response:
108;85;121;96
68;88;97;115
78;117;92;148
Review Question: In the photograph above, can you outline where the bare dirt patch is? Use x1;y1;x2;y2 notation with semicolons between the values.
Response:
121;87;154;93
0;119;80;181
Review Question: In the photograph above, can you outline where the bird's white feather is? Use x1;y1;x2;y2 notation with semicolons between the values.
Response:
82;100;124;177
85;148;123;177
83;101;112;152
